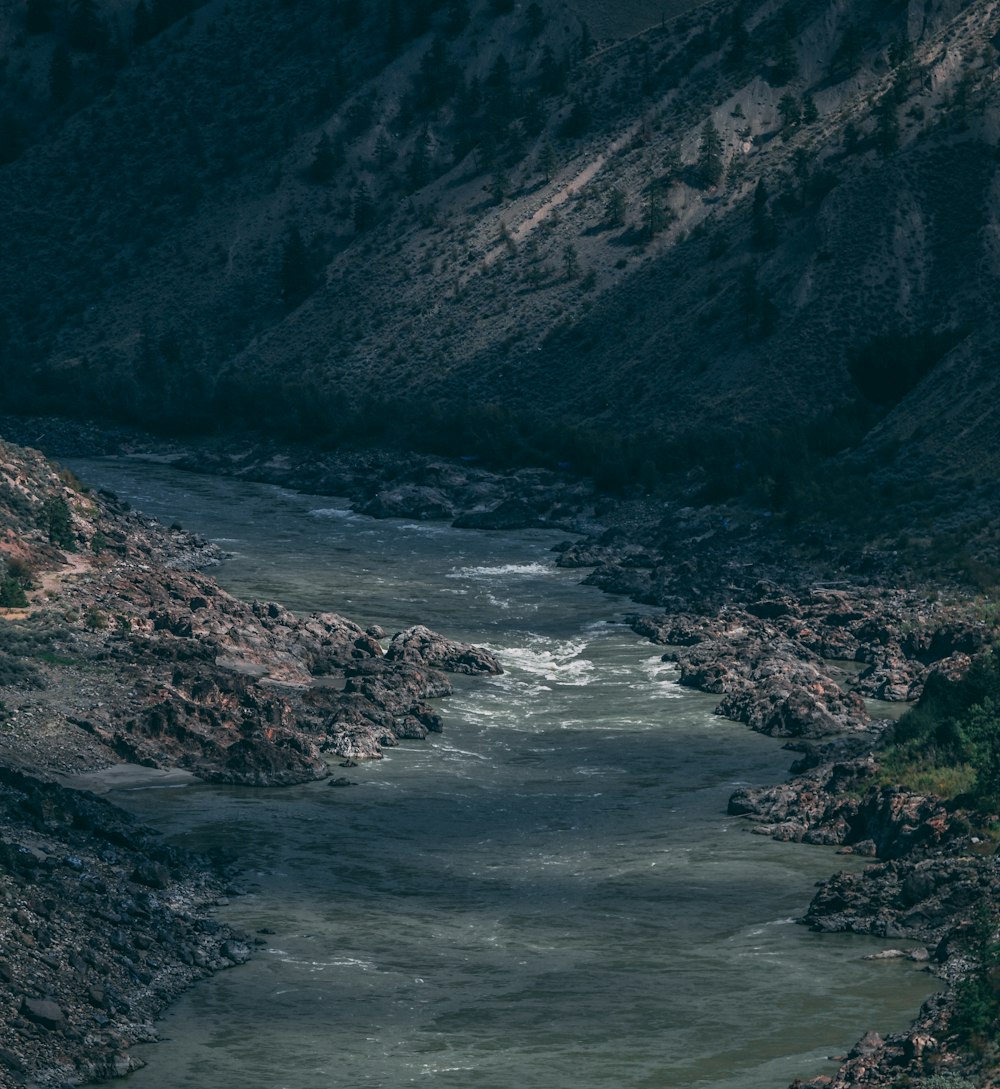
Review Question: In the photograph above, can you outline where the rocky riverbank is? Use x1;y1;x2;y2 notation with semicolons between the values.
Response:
2;419;998;1088
0;435;502;1085
0;765;252;1087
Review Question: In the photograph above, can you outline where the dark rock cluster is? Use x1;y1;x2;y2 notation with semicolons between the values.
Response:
0;767;250;1087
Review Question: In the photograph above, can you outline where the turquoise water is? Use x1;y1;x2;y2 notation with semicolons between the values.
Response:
69;460;934;1089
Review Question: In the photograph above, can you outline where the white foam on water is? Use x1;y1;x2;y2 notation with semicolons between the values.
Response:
307;506;358;520
491;637;595;686
418;1064;480;1076
270;952;378;972
639;654;678;679
437;743;493;762
398;522;452;535
633;654;686;699
447;562;552;579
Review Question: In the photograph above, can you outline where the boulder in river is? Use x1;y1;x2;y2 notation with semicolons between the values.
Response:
452;498;547;530
358;486;456;521
386;625;503;675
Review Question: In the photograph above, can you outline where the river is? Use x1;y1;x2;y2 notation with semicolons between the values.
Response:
69;459;933;1089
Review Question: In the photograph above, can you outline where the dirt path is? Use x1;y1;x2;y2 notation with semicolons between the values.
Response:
0;551;93;620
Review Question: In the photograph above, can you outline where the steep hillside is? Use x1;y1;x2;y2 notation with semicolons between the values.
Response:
2;0;999;491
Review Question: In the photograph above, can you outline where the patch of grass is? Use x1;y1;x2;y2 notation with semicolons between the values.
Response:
877;648;1000;809
874;744;977;798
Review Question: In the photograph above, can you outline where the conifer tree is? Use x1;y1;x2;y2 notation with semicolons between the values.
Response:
876;96;899;155
801;92;818;124
132;0;153;44
770;28;798;85
539;141;556;182
353;182;376;231
524;2;544;38
25;0;53;33
307;132;337;183
562;243;579;280
68;0;104;52
408;128;432;189
697;118;724;188
778;92;801;130
49;43;73;103
281;227;315;307
606;186;626;227
445;0;469;37
645;179;669;236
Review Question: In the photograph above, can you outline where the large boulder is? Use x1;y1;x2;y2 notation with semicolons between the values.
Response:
452;499;546;530
359;486;456;520
385;626;502;675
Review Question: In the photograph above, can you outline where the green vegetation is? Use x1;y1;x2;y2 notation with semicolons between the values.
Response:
39;495;75;549
893;1076;981;1088
83;605;108;631
0;556;32;609
949;905;1000;1059
848;330;966;406
877;649;1000;811
0;616;68;688
0;575;28;609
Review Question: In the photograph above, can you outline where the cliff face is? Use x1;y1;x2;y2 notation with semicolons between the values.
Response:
2;0;999;492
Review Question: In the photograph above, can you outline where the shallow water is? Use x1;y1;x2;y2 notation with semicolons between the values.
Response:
70;459;934;1089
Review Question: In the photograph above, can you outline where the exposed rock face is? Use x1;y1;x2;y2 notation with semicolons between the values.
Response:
452;499;548;531
626;580;988;742
359;485;456;521
728;771;960;858
805;855;996;941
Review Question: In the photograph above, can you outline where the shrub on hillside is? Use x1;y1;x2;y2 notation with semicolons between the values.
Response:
39;495;75;549
0;575;27;608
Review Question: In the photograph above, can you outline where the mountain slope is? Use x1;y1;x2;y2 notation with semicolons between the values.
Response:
2;0;999;487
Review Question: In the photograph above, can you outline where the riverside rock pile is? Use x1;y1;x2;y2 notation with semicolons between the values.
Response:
0;438;502;785
0;766;251;1087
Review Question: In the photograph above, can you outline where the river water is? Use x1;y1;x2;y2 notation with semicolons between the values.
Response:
69;459;933;1089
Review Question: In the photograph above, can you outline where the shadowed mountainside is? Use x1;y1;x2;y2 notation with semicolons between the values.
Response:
2;0;999;498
